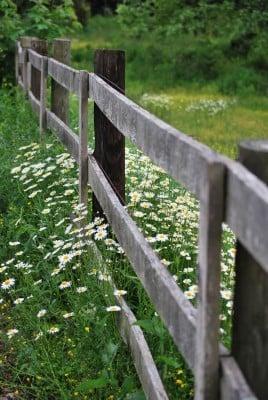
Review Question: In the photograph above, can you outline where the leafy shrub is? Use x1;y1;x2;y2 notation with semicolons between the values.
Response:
173;40;224;82
0;0;80;84
218;65;263;95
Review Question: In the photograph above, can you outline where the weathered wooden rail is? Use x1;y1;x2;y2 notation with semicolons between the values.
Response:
15;36;268;400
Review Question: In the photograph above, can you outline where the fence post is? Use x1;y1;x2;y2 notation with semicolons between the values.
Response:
30;39;48;100
194;162;225;400
79;71;89;206
39;56;48;139
20;36;32;94
92;50;125;220
232;140;268;400
51;38;71;124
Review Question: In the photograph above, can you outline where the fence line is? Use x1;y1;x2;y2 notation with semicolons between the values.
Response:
15;36;268;400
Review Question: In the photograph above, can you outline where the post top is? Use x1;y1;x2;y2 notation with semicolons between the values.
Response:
239;140;268;153
20;36;38;48
95;49;125;53
53;38;71;43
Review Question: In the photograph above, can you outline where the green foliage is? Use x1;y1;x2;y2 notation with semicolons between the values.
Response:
116;0;268;94
0;0;80;83
25;0;80;39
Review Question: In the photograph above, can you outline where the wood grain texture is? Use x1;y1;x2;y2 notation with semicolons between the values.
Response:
195;161;225;400
28;49;42;71
30;39;48;100
79;71;89;205
89;73;221;199
21;48;28;93
223;156;268;273
20;36;33;48
51;39;71;124
18;43;24;64
48;58;80;95
231;140;268;400
220;356;257;400
28;90;40;115
117;295;169;400
46;110;79;162
92;51;125;219
39;56;48;138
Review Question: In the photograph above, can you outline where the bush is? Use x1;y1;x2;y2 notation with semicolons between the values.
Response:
0;0;80;84
173;40;224;82
218;65;263;95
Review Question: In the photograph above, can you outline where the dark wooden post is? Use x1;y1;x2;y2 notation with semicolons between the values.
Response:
30;39;48;100
51;39;71;123
92;50;125;220
232;140;268;400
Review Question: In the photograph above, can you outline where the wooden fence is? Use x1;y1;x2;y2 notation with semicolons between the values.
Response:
15;36;268;400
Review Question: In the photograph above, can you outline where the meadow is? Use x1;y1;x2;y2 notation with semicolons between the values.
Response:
0;15;267;400
71;16;268;158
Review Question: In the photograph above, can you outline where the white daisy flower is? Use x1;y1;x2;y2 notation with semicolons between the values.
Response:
76;286;87;293
63;312;74;319
7;328;19;339
113;289;127;297
106;306;121;312
14;298;24;305
1;278;15;290
37;309;47;318
9;241;20;246
47;326;59;334
59;281;72;290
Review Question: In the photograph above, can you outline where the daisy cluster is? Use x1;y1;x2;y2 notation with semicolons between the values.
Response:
186;98;236;115
0;141;125;344
123;146;235;342
140;93;174;112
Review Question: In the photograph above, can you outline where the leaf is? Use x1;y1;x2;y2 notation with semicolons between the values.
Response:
126;390;146;400
157;355;180;369
133;319;155;335
120;375;137;396
77;375;109;393
102;341;119;365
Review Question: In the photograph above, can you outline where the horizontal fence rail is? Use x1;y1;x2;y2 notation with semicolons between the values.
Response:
46;109;79;162
28;49;43;71
15;36;268;400
48;57;80;95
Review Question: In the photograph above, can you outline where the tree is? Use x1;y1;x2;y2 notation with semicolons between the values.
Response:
90;0;121;15
73;0;90;25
